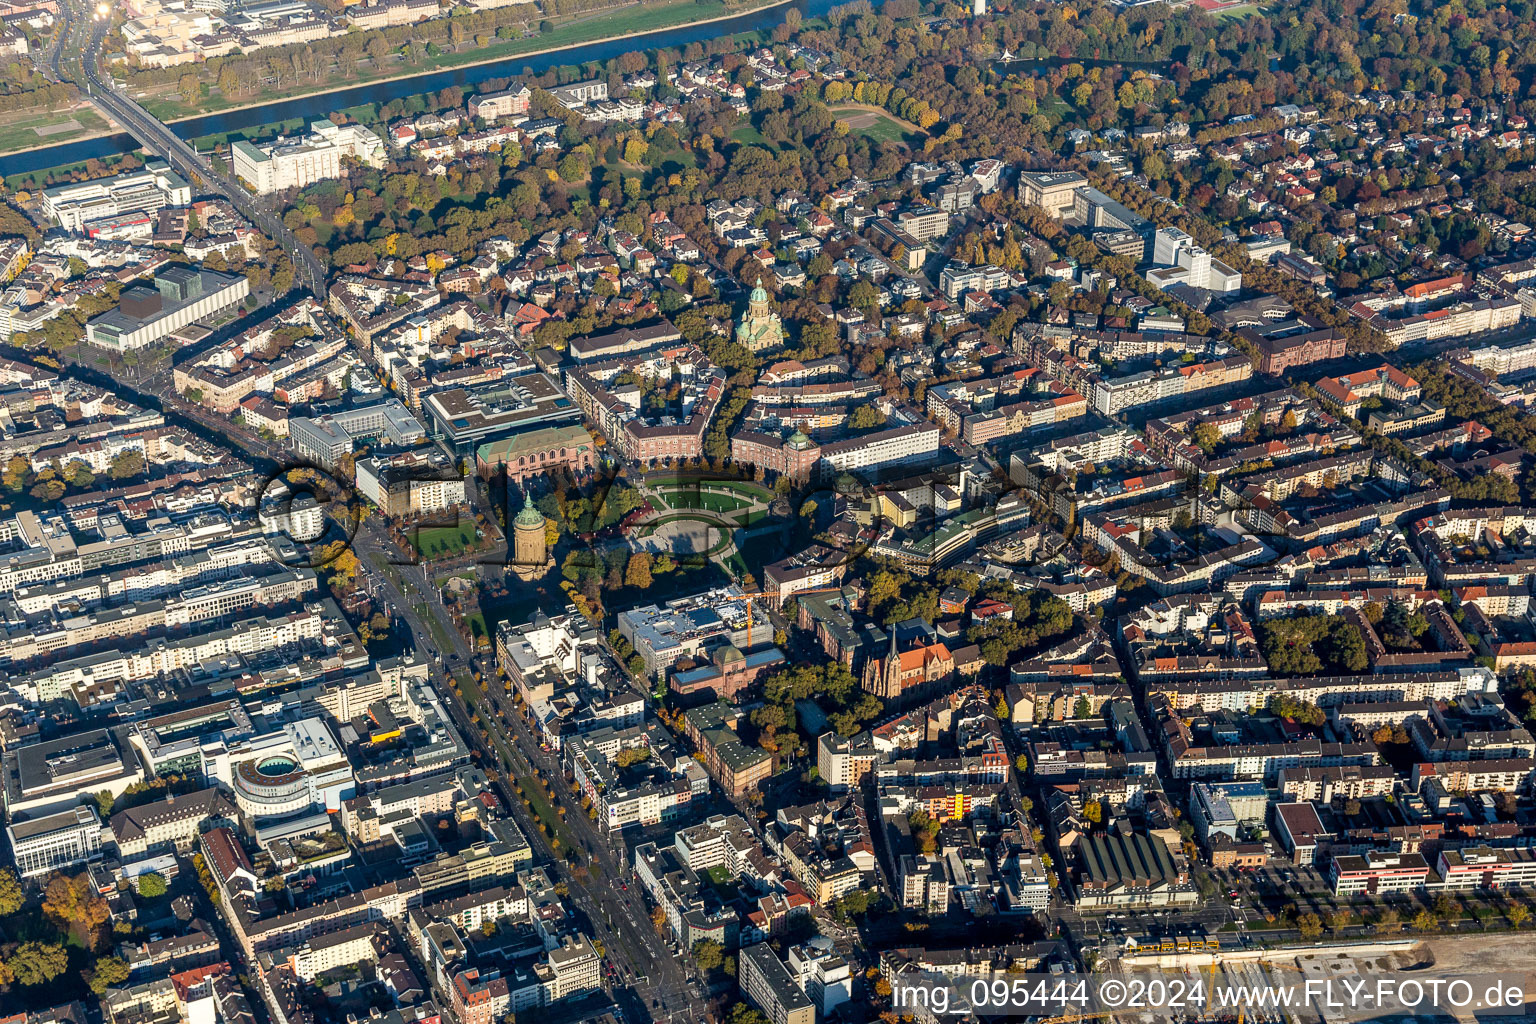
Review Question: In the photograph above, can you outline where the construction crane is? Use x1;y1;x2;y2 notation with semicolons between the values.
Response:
738;587;845;648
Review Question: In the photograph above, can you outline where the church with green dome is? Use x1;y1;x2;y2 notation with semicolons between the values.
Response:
735;279;784;353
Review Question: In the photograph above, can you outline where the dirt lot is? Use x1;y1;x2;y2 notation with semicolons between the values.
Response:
1421;931;1536;976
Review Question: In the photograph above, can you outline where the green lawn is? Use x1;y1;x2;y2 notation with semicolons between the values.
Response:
644;475;773;501
453;668;482;704
6;150;148;192
1210;2;1260;18
828;106;919;144
413;601;458;652
138;0;740;121
0;107;111;157
731;123;768;146
656;488;754;513
189;116;309;153
410;520;476;557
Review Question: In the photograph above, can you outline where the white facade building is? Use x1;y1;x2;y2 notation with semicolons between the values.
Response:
1147;227;1242;294
232;122;386;195
7;805;103;877
41;161;192;233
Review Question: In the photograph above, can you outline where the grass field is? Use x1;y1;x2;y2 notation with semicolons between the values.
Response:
644;475;773;501
655;488;754;513
828;105;921;144
731;123;768;146
0;108;113;157
137;0;749;120
410;520;476;557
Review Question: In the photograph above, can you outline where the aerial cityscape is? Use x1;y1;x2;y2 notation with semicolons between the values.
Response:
3;0;1536;1020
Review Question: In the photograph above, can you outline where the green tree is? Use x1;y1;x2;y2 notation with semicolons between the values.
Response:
108;450;145;480
557;153;589;182
136;872;168;899
7;941;68;986
692;938;725;971
1192;422;1221;454
87;955;130;994
0;868;22;916
848;405;886;430
63;460;94;490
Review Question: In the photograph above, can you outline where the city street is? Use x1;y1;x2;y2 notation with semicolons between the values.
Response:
347;517;710;1024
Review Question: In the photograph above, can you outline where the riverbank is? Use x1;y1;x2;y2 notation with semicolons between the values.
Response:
0;0;824;177
135;0;794;123
0;106;115;159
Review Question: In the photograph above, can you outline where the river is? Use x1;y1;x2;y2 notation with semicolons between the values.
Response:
1;0;833;178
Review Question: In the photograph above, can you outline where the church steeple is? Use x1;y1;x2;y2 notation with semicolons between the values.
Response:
884;625;901;699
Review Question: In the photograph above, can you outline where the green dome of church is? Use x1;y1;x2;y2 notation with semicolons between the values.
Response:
750;279;768;303
514;494;545;529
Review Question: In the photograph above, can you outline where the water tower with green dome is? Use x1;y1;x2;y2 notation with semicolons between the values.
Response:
511;493;553;581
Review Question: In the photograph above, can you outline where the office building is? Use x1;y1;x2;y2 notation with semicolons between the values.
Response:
41;161;191;233
1072;186;1151;238
1146;227;1241;294
423;372;579;457
7;805;103;877
289;398;427;465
